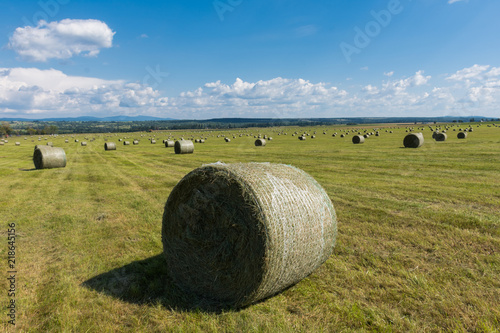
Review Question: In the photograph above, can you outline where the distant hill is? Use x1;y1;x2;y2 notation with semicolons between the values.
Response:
0;115;174;122
0;116;495;123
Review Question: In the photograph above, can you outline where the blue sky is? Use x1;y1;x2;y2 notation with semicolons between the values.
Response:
0;0;499;119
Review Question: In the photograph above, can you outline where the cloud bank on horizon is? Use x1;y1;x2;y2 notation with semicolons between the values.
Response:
1;65;498;119
1;1;499;119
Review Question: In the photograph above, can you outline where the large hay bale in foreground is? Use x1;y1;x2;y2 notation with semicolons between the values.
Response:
403;132;424;148
33;146;66;169
162;162;337;308
352;135;365;144
174;140;194;154
104;142;116;151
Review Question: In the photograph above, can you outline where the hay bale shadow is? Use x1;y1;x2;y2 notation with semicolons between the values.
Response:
81;254;243;313
19;168;37;171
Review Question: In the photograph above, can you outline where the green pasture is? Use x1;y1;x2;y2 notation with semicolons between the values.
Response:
0;123;499;332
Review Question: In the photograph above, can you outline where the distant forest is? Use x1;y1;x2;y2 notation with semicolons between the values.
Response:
1;116;497;135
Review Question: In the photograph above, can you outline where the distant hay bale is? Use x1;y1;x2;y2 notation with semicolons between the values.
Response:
81;142;87;146
434;133;447;142
352;135;365;144
133;140;139;145
162;162;337;308
15;142;21;146
255;138;266;146
225;138;231;142
165;140;175;147
104;142;116;151
151;140;156;144
47;142;53;147
403;132;424;148
174;140;194;154
0;142;4;146
123;141;130;145
33;146;67;169
299;136;306;141
457;132;467;139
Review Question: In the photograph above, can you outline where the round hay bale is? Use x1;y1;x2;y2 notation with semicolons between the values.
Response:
0;142;4;146
33;146;67;169
162;162;337;308
255;139;266;146
133;140;139;145
81;142;87;146
65;139;69;143
123;141;130;145
165;140;175;148
174;140;194;154
47;142;53;147
403;132;424;148
225;138;231;142
15;142;21;146
151;140;156;144
104;142;116;151
434;133;447;142
457;132;467;139
352;135;365;144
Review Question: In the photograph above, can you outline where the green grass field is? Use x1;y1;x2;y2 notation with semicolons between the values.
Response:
1;123;499;332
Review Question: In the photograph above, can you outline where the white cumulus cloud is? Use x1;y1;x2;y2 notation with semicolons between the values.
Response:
1;65;500;119
8;19;115;62
0;68;164;116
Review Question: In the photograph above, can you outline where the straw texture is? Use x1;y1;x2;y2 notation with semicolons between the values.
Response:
33;146;67;169
255;139;266;146
104;142;116;150
403;132;424;148
352;135;365;144
174;140;194;154
435;133;447;142
162;162;337;308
